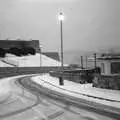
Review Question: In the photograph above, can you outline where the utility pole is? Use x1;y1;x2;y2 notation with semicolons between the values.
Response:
39;41;42;67
81;56;83;69
94;53;97;68
85;56;88;68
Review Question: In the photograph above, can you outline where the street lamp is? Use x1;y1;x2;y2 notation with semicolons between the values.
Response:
39;41;42;67
58;12;64;85
40;45;42;67
94;53;97;68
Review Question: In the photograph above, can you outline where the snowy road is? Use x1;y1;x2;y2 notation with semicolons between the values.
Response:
18;75;120;120
0;75;119;120
0;76;46;120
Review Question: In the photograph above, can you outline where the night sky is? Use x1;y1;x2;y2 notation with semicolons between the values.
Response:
0;0;119;52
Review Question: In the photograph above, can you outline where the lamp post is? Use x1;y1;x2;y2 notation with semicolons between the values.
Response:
81;56;83;69
94;53;97;68
40;45;42;67
39;41;42;67
58;12;64;85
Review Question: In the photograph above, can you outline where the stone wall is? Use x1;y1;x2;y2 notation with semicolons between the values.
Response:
93;74;120;90
0;67;70;78
50;70;94;84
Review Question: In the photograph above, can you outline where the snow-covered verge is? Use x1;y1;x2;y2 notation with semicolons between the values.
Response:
32;74;120;109
0;53;64;67
0;60;13;67
0;76;22;98
0;76;21;102
0;78;11;100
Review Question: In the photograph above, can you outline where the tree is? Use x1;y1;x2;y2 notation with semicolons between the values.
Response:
8;47;36;57
9;47;22;56
20;47;29;56
21;47;36;55
20;47;35;56
0;48;6;57
27;47;36;55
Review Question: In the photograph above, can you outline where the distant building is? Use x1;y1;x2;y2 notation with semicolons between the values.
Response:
0;39;40;53
87;53;120;75
97;54;120;75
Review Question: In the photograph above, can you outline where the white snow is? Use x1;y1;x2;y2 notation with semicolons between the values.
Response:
0;53;120;109
0;78;11;98
0;74;36;102
0;73;120;109
0;53;64;67
0;53;64;102
0;60;13;67
32;74;120;109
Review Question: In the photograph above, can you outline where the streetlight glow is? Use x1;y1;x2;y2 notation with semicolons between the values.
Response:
58;12;64;21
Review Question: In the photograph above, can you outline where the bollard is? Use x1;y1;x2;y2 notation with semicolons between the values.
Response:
59;76;64;85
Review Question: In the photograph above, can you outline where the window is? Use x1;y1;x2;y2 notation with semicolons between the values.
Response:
111;62;120;74
101;63;105;73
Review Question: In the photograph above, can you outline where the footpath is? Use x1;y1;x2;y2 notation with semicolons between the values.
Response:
31;74;120;110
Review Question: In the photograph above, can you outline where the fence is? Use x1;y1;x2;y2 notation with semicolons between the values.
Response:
0;67;70;78
49;68;98;84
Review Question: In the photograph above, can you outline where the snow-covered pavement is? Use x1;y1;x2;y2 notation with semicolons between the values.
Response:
32;74;120;109
0;75;48;120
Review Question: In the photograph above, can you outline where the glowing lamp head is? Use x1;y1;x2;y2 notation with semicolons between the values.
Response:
58;12;64;21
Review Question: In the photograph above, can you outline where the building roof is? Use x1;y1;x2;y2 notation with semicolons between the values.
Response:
42;52;60;61
88;53;120;61
98;53;120;60
97;57;120;60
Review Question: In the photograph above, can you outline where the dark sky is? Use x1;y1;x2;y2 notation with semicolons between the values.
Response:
0;0;119;52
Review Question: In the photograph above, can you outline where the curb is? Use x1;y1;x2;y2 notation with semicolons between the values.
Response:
34;76;120;103
18;76;120;120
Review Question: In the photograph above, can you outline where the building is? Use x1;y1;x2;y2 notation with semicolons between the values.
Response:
0;39;40;53
88;53;120;75
97;55;120;75
91;53;120;90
